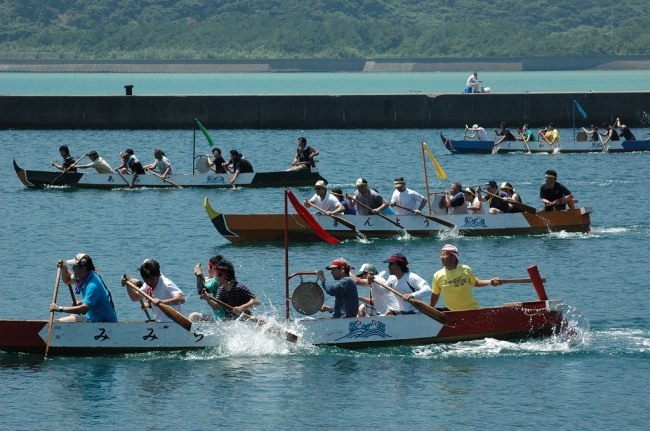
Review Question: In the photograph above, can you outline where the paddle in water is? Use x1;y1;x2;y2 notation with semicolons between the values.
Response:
45;267;62;356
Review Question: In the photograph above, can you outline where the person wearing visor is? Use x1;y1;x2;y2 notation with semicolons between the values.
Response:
476;180;510;214
540;169;574;211
304;180;344;215
123;259;185;323
369;253;431;316
351;263;398;317
316;258;359;318
499;182;524;213
189;255;227;322
49;253;117;323
390;177;427;215
431;245;501;311
75;150;113;174
346;178;389;216
464;187;486;214
330;187;357;215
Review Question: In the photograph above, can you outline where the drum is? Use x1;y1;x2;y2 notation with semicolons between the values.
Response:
291;281;324;315
195;157;210;174
576;131;588;142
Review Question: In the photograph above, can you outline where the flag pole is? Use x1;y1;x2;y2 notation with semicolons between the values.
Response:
284;189;290;320
193;124;196;175
422;142;432;215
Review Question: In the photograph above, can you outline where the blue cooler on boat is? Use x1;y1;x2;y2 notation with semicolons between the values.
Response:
464;86;473;93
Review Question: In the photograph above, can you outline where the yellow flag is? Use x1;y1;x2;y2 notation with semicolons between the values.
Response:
422;142;447;180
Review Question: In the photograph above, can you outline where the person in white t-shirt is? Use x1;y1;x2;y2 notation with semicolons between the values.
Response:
466;72;481;93
124;259;185;322
143;148;173;178
304;180;344;215
369;253;431;315
465;124;490;141
351;263;400;316
390;177;427;215
464;187;486;214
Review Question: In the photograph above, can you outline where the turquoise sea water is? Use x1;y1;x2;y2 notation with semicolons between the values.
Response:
1;73;649;429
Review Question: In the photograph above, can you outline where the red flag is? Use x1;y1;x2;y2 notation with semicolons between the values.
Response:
286;190;340;244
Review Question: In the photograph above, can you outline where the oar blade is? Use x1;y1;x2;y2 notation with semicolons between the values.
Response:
158;303;193;331
409;299;446;324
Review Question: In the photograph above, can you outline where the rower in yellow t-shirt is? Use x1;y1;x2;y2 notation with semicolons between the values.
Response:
431;244;501;311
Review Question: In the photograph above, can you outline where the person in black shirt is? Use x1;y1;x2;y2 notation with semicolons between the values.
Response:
209;256;260;319
206;147;227;174
494;122;516;147
51;145;77;173
287;136;319;171
225;150;254;185
540;170;574;211
600;123;620;145
614;118;636;141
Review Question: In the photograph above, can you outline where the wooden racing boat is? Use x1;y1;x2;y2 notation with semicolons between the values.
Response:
13;160;326;189
205;197;592;243
441;132;650;154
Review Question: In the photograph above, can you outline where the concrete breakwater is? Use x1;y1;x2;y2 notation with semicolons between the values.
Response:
1;92;649;129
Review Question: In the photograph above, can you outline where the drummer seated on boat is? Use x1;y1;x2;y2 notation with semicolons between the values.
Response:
49;254;118;323
368;253;431;315
287;136;319;171
430;245;501;311
123;259;185;323
317;258;359;318
143;148;173;178
581;124;599;142
351;264;398;317
75;151;113;174
304;180;344;215
51;145;77;173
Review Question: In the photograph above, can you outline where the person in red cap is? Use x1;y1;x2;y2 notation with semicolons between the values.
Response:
431;244;501;311
316;258;359;318
369;252;431;315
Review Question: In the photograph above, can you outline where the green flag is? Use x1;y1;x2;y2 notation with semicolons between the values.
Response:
194;118;215;147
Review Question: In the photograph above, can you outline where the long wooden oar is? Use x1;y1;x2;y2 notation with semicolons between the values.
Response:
139;299;154;321
45;267;62;356
392;203;455;229
484;190;537;214
598;133;609;153
304;200;356;231
66;284;76;304
146;168;183;188
518;132;532;154
122;276;192;331
499;277;546;284
51;154;87;185
204;294;298;342
346;194;404;229
539;131;556;150
113;168;131;186
372;279;446;324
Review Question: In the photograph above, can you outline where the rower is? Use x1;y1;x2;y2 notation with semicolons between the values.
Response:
51;145;77;173
75;151;113;174
304;180;344;215
143;148;173;178
390;177;427;215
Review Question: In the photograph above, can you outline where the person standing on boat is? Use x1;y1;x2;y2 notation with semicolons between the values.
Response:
600;123;620;145
444;182;468;215
466;72;481;93
206;147;227;174
476;181;510;214
346;178;389;215
494;122;517;146
317;258;359;318
304;180;344;215
390;177;427;215
116;149;146;187
123;259;185;323
143;148;173;178
465;124;490;141
540;169;574;212
330;187;357;215
49;254;117;323
224;149;254;184
540;123;560;143
464;187;486;214
431;245;501;311
287;136;319;171
581;124;599;142
614;118;636;141
368;253;431;315
75;151;113;174
51;145;77;173
351;264;399;317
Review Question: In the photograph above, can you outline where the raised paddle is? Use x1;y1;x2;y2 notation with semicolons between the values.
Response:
51;154;87;185
145;168;183;188
122;275;192;331
392;203;456;229
346;194;404;229
484;190;537;214
304;200;357;231
45;267;62;356
372;279;446;324
204;294;298;342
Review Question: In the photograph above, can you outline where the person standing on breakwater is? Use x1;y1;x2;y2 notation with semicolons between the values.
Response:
287;136;319;171
51;145;77;173
75;151;113;174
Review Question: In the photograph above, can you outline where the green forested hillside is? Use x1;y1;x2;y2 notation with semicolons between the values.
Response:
1;0;649;59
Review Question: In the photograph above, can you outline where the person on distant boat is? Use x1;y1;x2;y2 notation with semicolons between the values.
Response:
143;148;173;178
465;124;490;141
390;177;427;215
287;136;319;171
190;255;260;320
224;149;254;184
123;259;185;323
494;122;517;146
600;123;620;145
304;180;344;215
368;253;431;315
443;182;468;215
330;187;357;215
476;180;510;214
499;182;524;213
346;178;389;215
614;118;636;140
464;187;486;214
540;123;560;143
75;151;113;174
516;124;536;142
581;124;599;142
540;169;574;212
206;147;227;174
316;258;359;318
51;145;77;173
116;149;146;187
350;263;398;317
49;254;117;323
466;72;481;93
431;244;501;311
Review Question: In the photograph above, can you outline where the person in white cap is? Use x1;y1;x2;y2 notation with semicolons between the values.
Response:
304;180;344;215
390;177;427;215
346;178;389;216
431;245;501;311
351;263;399;317
465;124;490;141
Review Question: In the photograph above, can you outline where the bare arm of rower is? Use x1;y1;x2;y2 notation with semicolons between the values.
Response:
232;297;260;315
430;292;440;308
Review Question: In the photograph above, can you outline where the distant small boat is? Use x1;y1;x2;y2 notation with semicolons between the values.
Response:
441;132;650;154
